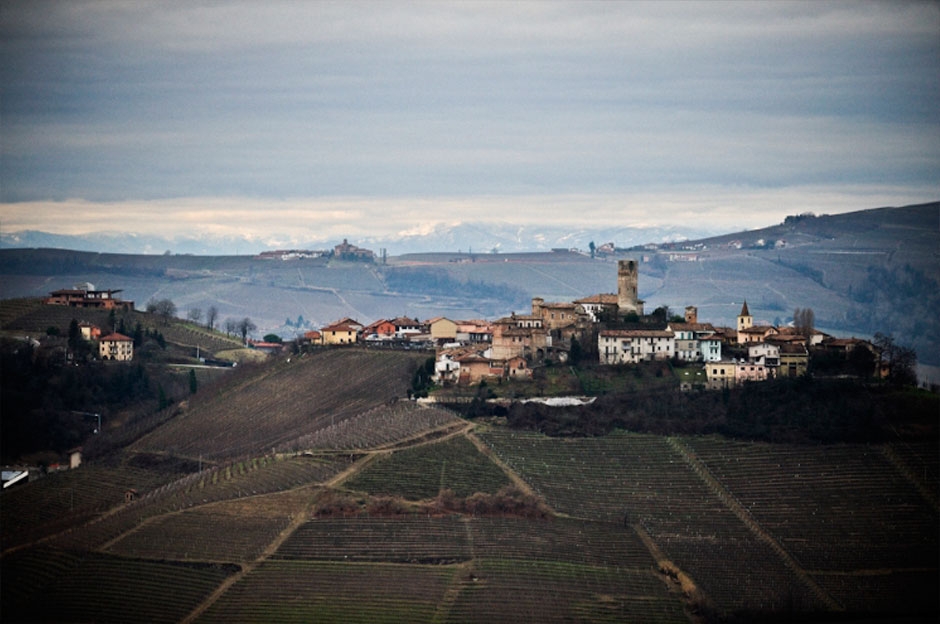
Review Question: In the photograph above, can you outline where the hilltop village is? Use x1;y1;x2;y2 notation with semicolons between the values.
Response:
295;259;881;391
39;259;890;392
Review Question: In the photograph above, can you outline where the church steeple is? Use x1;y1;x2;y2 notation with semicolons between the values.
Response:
736;300;754;343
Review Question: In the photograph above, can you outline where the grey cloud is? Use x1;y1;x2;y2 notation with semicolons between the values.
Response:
1;0;937;214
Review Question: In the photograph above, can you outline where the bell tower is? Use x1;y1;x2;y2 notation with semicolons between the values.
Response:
736;300;753;343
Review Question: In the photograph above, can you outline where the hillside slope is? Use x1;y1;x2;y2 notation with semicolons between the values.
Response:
132;349;429;461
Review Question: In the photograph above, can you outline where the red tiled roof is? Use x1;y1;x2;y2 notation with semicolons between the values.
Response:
321;322;359;332
99;332;132;342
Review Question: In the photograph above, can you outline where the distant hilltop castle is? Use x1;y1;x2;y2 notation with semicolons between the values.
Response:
255;240;378;262
333;239;375;262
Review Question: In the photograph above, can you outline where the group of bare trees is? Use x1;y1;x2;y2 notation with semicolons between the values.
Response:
148;298;256;344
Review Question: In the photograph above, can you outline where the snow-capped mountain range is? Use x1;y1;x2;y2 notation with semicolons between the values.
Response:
0;222;723;256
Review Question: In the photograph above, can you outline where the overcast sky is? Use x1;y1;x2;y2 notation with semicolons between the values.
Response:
1;0;938;244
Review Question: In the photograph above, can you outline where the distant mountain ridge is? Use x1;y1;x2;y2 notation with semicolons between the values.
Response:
0;222;722;256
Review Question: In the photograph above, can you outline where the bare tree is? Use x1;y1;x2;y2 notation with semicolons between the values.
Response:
188;307;203;324
238;317;257;345
224;318;238;337
793;307;815;337
873;332;918;387
147;298;177;325
206;305;219;331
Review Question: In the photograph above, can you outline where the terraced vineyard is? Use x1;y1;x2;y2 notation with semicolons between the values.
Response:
106;509;292;563
345;435;511;500
2;387;937;622
133;349;427;460
257;516;688;623
476;429;938;617
48;454;353;552
681;436;940;615
2;551;237;624
197;560;456;623
0;464;186;550
278;401;463;452
275;517;471;564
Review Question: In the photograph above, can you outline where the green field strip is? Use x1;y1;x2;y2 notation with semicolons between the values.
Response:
345;435;512;500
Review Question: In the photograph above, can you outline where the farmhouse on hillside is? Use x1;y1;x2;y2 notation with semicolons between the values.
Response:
98;332;134;361
46;284;134;311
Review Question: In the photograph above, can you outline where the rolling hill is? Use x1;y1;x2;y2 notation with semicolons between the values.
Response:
0;202;937;367
1;344;936;622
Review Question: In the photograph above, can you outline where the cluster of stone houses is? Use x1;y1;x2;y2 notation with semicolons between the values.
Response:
303;259;864;388
428;260;875;389
75;322;135;361
302;317;493;348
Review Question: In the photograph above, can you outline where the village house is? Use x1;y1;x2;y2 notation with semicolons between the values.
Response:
98;332;134;361
362;319;397;341
598;329;675;364
778;343;810;377
433;349;465;383
531;298;584;330
573;293;618;322
390;317;424;339
428;317;458;343
456;319;493;344
79;322;101;340
432;347;532;386
666;321;722;362
748;342;780;367
705;359;770;389
46;284;134;311
249;340;284;355
455;352;502;385
320;319;361;345
491;314;550;362
736;361;770;384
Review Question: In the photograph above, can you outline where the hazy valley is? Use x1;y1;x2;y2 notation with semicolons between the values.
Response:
2;202;937;366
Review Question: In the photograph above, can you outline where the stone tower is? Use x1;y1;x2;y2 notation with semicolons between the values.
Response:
685;306;698;324
617;260;642;317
